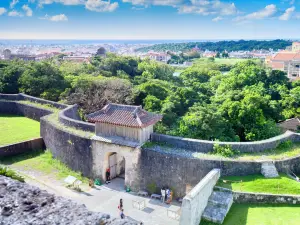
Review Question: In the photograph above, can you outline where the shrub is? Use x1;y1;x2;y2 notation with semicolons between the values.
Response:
0;166;25;182
277;140;293;150
212;143;239;157
147;182;157;194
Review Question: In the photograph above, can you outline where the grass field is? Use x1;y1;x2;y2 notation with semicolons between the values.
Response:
201;203;300;225
0;150;88;183
0;114;40;146
217;174;300;195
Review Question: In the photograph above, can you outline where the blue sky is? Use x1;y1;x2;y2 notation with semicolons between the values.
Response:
0;0;300;39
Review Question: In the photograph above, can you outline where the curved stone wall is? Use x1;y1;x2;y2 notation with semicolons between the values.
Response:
59;105;95;132
151;132;300;153
1;93;300;197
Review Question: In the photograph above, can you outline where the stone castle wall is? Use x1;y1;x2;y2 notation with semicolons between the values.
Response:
151;132;300;153
1;94;300;197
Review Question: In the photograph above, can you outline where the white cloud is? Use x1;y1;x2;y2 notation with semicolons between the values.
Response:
10;0;19;8
212;16;223;22
22;5;33;16
0;8;7;15
122;0;183;6
178;0;237;16
38;0;84;5
39;13;69;21
28;0;35;3
234;4;277;22
85;0;118;12
8;10;23;17
279;6;295;20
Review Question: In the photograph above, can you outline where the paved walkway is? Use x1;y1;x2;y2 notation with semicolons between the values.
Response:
11;168;181;225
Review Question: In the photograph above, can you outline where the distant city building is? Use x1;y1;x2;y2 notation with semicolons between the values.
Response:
267;42;300;80
95;47;107;57
292;42;300;52
2;49;36;61
203;52;217;58
63;55;91;63
143;52;171;63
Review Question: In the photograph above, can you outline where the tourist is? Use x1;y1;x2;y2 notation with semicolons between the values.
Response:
161;187;166;203
105;168;111;184
118;199;123;211
166;188;170;200
166;190;173;204
120;209;125;219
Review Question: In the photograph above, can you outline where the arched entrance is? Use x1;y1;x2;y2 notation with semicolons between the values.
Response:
104;152;126;183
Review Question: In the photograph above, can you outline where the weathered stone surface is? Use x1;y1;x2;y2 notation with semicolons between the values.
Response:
201;191;233;224
0;176;137;225
261;162;279;178
180;169;220;225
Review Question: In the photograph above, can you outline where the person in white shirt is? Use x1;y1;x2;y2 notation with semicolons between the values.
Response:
161;188;166;203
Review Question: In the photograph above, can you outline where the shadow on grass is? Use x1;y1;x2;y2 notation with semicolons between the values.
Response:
0;149;46;166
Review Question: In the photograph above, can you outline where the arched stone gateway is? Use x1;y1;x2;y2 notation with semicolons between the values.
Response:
91;139;142;189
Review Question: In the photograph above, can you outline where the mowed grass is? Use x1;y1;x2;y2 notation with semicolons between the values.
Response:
0;150;89;183
0;114;40;146
217;174;300;195
201;203;300;225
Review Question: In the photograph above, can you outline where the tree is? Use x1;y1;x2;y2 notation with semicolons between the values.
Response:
18;61;66;101
0;60;25;94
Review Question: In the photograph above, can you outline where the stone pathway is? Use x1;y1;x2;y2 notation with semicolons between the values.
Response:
9;166;180;225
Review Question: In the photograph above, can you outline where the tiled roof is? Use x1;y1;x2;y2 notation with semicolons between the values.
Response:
87;103;163;128
273;52;300;61
271;62;284;70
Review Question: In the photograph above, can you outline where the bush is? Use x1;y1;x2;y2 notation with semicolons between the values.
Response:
212;143;239;157
147;182;157;194
0;166;25;182
277;140;293;150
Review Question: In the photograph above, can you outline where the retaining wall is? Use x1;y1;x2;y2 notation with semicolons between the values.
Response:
180;169;220;225
59;105;95;132
233;191;300;204
0;138;45;157
40;118;94;177
151;132;300;153
0;101;53;121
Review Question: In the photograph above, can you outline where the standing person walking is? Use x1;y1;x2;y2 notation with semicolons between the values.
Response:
105;168;111;184
118;199;123;211
161;187;166;203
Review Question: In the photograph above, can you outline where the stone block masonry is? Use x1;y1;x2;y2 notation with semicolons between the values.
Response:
0;138;45;158
179;169;220;225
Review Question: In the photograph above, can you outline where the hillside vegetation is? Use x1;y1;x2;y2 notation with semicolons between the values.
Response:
136;39;292;53
0;55;300;142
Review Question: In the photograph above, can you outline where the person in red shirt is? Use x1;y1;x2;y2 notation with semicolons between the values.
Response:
105;168;111;184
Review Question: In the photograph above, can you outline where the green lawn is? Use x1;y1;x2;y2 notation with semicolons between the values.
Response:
217;174;300;195
201;203;300;225
0;114;40;146
0;149;88;183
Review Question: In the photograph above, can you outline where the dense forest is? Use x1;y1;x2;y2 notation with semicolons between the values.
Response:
0;54;299;142
136;40;293;53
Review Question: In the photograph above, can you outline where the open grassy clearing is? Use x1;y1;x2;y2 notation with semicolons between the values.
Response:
0;114;40;146
201;203;300;225
0;150;89;184
217;174;300;195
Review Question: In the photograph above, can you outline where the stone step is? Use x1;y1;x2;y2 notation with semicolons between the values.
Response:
202;204;229;224
202;191;233;224
208;191;233;207
261;162;279;178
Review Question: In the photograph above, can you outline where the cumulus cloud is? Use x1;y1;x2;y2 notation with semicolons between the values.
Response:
234;4;277;22
10;0;19;8
0;8;7;15
279;6;295;20
85;0;118;12
40;13;68;21
122;0;183;6
38;0;84;5
212;16;223;22
22;5;33;16
8;10;23;17
179;0;237;16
